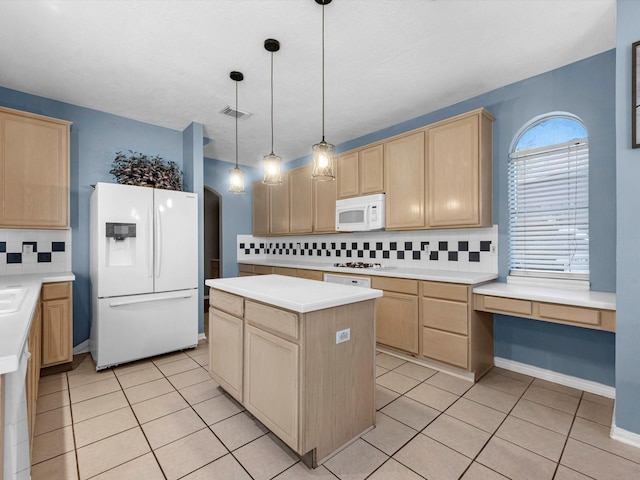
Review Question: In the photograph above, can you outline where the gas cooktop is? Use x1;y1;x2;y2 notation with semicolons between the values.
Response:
333;262;382;269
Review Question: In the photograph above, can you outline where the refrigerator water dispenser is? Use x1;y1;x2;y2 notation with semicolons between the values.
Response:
105;222;136;267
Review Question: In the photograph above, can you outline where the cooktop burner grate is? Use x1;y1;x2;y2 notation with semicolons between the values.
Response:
333;262;382;269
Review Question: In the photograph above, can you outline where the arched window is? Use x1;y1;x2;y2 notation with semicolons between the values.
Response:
508;114;589;283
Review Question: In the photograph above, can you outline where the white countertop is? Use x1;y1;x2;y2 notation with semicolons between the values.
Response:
239;260;497;285
473;282;616;310
206;274;383;313
0;272;75;375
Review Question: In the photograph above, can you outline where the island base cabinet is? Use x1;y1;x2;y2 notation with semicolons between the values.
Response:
209;309;243;402
244;324;299;451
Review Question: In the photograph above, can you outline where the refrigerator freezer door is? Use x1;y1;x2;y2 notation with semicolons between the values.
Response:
154;189;198;293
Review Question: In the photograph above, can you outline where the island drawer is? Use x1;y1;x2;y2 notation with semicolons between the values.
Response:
210;289;244;317
421;281;468;302
245;300;299;340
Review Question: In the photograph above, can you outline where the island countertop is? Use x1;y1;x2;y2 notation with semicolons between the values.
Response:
205;274;382;313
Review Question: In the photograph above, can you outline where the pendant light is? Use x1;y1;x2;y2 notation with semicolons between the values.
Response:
228;71;245;194
263;38;282;185
311;0;335;182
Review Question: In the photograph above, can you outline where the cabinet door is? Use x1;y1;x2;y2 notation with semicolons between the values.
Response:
269;173;290;235
41;296;72;366
0;108;70;229
376;291;419;354
27;301;42;452
313;175;336;233
359;144;384;195
252;181;270;236
244;324;299;451
209;308;244;402
336;151;359;199
427;114;480;227
289;165;313;234
384;131;425;229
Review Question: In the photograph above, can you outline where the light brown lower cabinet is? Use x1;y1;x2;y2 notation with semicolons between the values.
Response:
41;282;73;367
371;277;419;354
209;288;376;467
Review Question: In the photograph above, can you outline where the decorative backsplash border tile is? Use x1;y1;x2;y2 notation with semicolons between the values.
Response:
237;225;498;274
0;229;72;275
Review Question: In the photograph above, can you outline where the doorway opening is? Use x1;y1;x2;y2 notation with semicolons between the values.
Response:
204;186;222;315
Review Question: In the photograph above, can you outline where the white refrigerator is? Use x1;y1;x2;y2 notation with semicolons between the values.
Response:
90;182;199;370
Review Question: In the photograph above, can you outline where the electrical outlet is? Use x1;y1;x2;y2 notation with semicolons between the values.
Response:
336;328;350;344
22;242;35;254
490;244;497;255
420;241;430;252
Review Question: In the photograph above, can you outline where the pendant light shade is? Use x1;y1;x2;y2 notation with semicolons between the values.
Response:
263;39;282;185
311;0;335;182
229;71;246;194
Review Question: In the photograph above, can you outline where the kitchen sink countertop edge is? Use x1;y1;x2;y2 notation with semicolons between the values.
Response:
238;260;498;285
0;271;75;375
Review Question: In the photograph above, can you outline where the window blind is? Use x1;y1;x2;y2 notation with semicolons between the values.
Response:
508;139;589;280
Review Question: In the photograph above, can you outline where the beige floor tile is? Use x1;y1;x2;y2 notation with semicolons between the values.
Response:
233;433;299;480
32;425;75;464
554;465;594;480
576;398;613;426
273;461;336;479
522;385;580;414
510;398;574;435
375;352;406;370
394;433;471;480
405;382;459;411
116;365;163;389
124;377;175;404
394;361;438;381
376;365;389;378
31;450;78;480
34;404;72;436
463;384;519;414
71;390;129;423
114;358;157;376
423;413;491;458
91;453;164;480
76;427;150;480
582;391;614;407
155;428;227;480
152;350;190;365
37;374;68;396
570;417;640;465
179;379;223;405
531;378;582;398
74;406;138;448
375;384;400;410
476;436;556;480
381;396;439;430
193;392;244;425
67;354;97;375
36;389;70;414
193;354;209;367
478;372;530;397
156;356;200;376
132;391;189;424
182;453;252;480
167;366;212;390
362;411;418;455
495;415;566;462
446;398;507;434
69;376;121;404
39;371;68;384
461;462;509;479
367;459;424;480
67;369;115;389
561;438;640;479
323;438;388;480
210;411;269;451
489;367;534;384
142;407;208;449
376;371;420;394
425;371;473;396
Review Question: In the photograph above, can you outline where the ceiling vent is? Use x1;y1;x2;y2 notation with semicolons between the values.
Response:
220;105;252;119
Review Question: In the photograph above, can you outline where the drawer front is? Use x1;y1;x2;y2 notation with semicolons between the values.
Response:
296;269;324;281
538;303;600;326
245;300;299;340
210;289;244;317
371;277;418;295
274;267;297;277
422;328;468;369
422;298;468;335
41;282;71;301
255;265;274;275
483;296;532;315
421;281;468;302
238;264;255;274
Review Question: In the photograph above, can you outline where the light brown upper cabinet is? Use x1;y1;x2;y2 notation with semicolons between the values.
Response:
289;164;313;234
269;173;290;235
427;109;494;228
336;144;384;199
313;174;337;233
384;131;426;230
0;107;71;229
252;180;270;236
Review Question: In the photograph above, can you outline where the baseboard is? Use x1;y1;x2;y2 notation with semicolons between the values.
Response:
610;418;640;449
494;357;615;399
73;339;90;355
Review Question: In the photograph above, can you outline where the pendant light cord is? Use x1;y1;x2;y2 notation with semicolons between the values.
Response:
270;50;275;155
235;80;239;169
321;1;326;142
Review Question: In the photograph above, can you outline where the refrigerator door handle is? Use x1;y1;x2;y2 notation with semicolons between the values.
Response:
147;206;153;278
155;205;162;277
109;291;193;307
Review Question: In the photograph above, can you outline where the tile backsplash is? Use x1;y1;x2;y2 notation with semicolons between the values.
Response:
0;229;72;275
238;225;498;274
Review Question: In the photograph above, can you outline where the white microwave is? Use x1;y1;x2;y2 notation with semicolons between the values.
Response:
335;193;386;232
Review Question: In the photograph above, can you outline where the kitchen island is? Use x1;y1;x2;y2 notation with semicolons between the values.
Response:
205;274;382;467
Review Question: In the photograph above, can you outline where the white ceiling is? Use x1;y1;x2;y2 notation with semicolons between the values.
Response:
0;0;616;168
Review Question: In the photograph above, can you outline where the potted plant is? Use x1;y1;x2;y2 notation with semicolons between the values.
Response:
109;150;183;191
